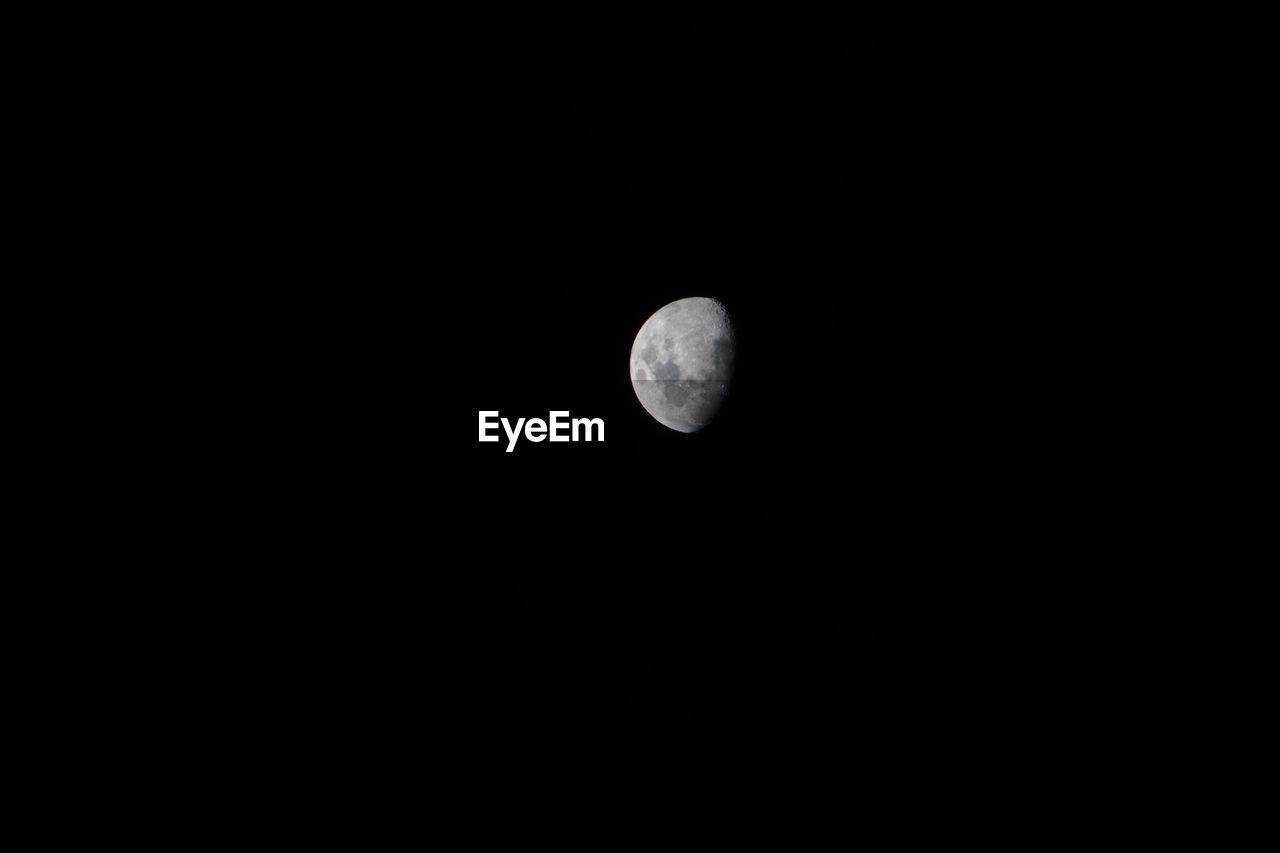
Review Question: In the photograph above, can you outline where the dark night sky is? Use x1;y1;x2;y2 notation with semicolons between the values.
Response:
204;62;1065;734
107;23;1144;786
219;69;1058;723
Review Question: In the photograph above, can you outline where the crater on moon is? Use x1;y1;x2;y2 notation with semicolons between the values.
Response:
629;296;735;433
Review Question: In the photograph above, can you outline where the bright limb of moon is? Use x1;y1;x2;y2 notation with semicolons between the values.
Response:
629;296;735;433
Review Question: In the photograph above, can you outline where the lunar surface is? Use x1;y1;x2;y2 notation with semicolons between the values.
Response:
630;296;735;433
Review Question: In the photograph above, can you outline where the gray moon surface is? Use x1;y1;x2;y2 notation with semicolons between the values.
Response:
630;296;735;433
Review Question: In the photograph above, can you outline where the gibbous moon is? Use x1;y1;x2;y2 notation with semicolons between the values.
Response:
630;296;735;433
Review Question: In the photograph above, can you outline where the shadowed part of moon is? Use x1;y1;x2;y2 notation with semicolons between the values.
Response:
629;296;735;433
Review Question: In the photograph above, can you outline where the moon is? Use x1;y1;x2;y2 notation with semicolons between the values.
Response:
630;296;736;433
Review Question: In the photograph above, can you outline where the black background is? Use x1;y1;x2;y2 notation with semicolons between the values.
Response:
211;68;1073;741
59;18;1194;807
